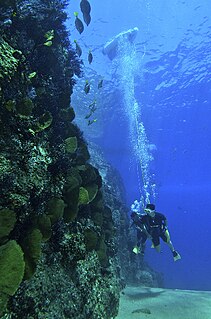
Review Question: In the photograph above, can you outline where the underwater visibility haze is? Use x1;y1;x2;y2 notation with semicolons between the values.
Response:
68;0;211;291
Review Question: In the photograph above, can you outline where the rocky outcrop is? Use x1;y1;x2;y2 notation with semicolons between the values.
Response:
88;143;163;288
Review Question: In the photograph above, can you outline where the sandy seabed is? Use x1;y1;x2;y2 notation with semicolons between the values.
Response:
116;286;211;319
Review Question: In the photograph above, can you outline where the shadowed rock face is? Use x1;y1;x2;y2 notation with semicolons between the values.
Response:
102;27;139;60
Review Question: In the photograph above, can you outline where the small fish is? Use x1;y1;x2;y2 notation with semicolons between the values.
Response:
131;308;151;314
80;0;91;15
44;40;53;47
84;80;90;94
83;13;91;26
85;101;97;118
85;99;97;119
88;119;97;125
44;29;54;41
12;11;17;17
90;106;97;113
74;12;84;34
74;40;82;57
88;99;96;109
85;112;92;119
28;72;37;79
88;50;93;64
98;79;103;89
80;0;91;25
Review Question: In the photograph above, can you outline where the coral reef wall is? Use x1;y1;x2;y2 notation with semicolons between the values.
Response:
0;1;122;318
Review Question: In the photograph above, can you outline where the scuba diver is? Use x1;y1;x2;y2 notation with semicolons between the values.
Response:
131;203;181;262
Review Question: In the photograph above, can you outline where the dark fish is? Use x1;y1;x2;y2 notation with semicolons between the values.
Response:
85;112;92;119
131;308;151;314
85;101;97;118
74;40;82;57
83;13;91;26
74;12;84;34
88;119;97;125
80;0;91;15
80;0;91;26
88;99;96;110
84;80;90;94
90;106;97;113
88;50;93;64
98;79;103;89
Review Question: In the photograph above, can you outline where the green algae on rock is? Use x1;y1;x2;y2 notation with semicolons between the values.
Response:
63;187;80;222
0;208;16;242
64;136;78;153
84;229;98;251
64;167;82;192
85;183;98;202
16;97;34;117
59;107;75;122
0;38;20;80
29;111;53;134
46;198;65;224
36;214;52;242
0;240;25;316
21;228;43;280
78;186;90;205
77;183;99;207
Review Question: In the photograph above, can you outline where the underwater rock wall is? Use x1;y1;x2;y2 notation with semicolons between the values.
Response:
88;143;163;288
0;1;122;318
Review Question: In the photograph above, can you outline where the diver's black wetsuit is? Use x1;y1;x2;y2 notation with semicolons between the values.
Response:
135;212;168;247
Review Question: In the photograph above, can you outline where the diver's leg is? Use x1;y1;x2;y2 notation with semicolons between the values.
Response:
167;240;174;252
152;236;161;252
133;230;142;254
161;229;174;250
140;235;147;255
136;229;142;247
133;232;147;255
154;244;161;252
161;230;181;261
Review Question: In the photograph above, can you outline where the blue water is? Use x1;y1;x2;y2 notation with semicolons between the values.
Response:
67;1;211;290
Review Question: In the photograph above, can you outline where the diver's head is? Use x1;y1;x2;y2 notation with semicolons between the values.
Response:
144;203;155;217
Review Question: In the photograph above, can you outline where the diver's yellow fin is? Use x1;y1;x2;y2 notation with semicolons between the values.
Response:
132;246;140;254
173;251;181;262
